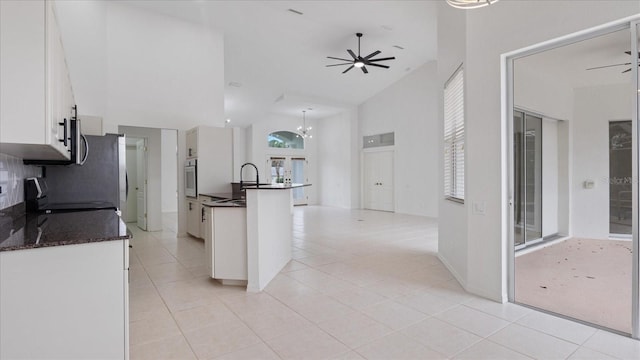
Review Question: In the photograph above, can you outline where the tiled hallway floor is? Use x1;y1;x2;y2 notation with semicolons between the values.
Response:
128;207;640;359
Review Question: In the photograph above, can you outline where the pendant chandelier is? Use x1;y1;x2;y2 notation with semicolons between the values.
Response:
446;0;499;9
297;110;313;139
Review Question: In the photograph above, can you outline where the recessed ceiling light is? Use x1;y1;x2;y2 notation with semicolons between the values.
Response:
287;8;303;15
393;45;405;50
228;81;242;87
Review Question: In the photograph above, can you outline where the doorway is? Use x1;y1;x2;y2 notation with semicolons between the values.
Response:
507;22;639;336
266;156;308;205
123;136;148;230
363;150;394;212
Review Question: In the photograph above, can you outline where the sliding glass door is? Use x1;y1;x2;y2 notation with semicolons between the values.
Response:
514;110;543;248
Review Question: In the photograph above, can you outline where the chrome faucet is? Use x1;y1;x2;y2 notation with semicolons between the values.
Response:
239;162;260;189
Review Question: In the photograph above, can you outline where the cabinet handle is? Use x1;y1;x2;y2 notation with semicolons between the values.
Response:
189;148;192;157
58;118;68;147
201;207;205;222
189;203;192;211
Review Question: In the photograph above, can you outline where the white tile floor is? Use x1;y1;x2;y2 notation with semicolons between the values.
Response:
128;207;640;360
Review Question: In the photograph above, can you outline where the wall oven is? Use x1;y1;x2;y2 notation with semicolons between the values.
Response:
185;159;197;198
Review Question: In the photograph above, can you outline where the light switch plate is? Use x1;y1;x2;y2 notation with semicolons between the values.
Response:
473;201;486;215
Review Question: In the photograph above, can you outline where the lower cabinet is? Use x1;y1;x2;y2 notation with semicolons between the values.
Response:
204;206;247;281
186;198;201;238
0;240;129;359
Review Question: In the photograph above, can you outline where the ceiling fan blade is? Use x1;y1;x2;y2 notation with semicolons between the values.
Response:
347;49;358;60
586;63;631;70
327;56;353;62
367;63;390;69
342;65;354;74
363;50;381;60
361;66;368;74
622;68;632;73
367;57;396;62
326;63;353;67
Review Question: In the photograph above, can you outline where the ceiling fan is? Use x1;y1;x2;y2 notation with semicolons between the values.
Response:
326;33;395;74
586;51;639;73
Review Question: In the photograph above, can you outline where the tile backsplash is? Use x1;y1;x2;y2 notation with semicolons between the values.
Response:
0;153;42;210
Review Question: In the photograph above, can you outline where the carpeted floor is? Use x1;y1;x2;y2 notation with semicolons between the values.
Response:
515;238;633;334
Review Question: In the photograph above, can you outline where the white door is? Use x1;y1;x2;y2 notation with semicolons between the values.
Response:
290;157;307;205
266;156;308;205
364;150;394;212
136;139;147;230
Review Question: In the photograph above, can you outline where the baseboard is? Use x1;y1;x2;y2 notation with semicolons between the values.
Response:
437;253;467;289
437;253;506;303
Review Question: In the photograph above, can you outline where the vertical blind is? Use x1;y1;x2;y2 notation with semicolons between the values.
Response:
444;65;465;201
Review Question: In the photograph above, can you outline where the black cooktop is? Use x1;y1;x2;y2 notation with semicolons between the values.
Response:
36;202;117;214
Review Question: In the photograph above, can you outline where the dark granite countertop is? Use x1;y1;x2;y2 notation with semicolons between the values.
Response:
0;207;131;252
241;183;311;190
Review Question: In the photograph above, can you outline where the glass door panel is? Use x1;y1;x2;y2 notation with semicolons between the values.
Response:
514;110;542;247
609;120;632;235
514;110;525;247
291;157;307;205
525;113;543;242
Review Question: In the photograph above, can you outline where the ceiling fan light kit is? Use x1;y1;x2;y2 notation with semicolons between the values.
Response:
326;33;396;74
446;0;499;9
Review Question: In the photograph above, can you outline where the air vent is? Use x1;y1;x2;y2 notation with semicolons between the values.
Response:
393;45;405;50
288;8;303;15
228;81;242;87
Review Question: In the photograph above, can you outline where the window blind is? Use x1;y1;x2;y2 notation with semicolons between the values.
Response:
443;65;465;202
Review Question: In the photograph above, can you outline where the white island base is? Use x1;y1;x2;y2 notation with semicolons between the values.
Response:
203;185;304;292
245;187;293;292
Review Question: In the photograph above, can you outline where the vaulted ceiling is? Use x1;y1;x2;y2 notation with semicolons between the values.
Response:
123;0;439;126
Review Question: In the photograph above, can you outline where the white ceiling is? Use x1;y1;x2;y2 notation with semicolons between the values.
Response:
123;0;438;126
515;27;634;90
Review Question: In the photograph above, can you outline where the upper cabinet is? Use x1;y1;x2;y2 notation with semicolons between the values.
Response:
186;127;198;159
0;0;75;160
185;126;233;194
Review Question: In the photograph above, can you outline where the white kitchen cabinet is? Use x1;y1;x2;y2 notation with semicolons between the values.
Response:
0;0;75;160
186;127;198;159
186;198;202;238
184;126;234;195
0;240;129;359
204;206;248;282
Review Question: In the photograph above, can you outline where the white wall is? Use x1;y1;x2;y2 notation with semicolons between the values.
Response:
317;108;359;209
542;119;559;236
514;56;574;238
514;65;574;121
358;61;439;217
161;129;177;213
437;3;468;287
572;83;632;239
55;1;225;132
56;1;224;236
438;0;640;301
246;115;319;205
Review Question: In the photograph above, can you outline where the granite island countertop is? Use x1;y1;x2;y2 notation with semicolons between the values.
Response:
0;208;131;252
200;184;311;208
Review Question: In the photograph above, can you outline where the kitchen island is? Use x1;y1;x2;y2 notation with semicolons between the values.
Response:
0;206;131;359
201;183;310;292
